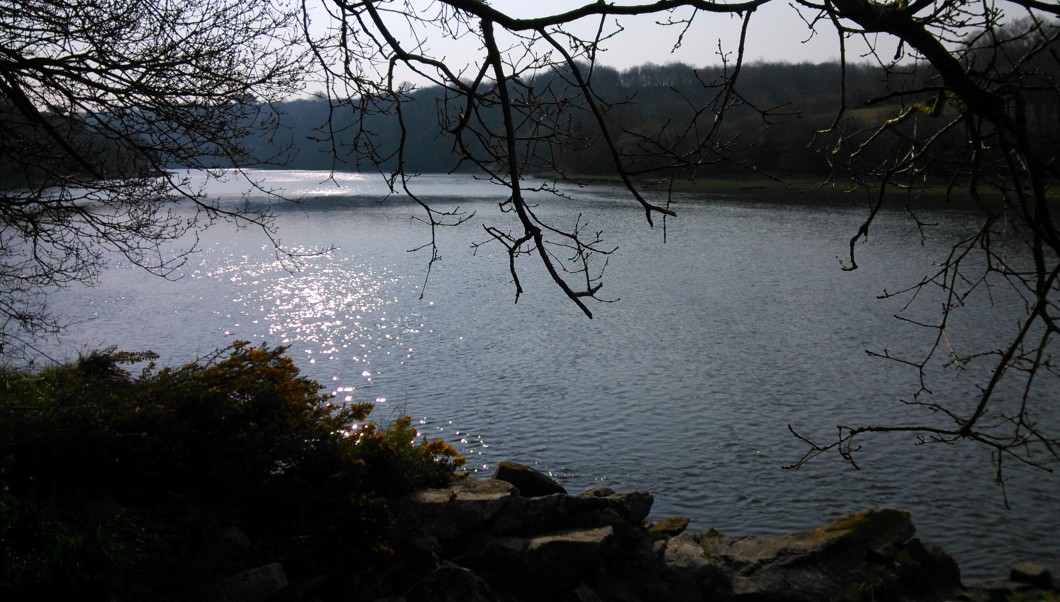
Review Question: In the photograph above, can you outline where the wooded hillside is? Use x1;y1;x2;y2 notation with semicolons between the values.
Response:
253;56;1057;182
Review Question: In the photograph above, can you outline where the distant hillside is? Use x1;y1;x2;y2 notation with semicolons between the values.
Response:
246;60;968;180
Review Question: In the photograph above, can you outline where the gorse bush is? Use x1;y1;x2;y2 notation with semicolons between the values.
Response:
0;342;464;600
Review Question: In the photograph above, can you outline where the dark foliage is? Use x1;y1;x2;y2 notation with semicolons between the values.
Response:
0;343;463;600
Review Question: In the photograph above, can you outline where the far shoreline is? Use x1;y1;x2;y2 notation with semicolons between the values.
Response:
526;171;1016;210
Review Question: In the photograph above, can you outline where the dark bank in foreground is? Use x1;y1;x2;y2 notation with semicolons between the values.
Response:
1;346;1054;601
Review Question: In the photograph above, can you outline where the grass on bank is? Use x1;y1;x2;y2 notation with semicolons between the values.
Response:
0;342;464;600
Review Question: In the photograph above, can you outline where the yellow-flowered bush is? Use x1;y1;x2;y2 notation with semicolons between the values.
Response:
0;342;464;599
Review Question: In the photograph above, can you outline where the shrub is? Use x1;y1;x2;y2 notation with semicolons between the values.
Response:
0;342;464;599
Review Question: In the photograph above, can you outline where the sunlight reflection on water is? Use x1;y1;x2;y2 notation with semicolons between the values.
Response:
198;246;421;406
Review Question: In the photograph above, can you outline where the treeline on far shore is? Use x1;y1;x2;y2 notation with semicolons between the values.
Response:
5;58;1056;188
250;59;1058;182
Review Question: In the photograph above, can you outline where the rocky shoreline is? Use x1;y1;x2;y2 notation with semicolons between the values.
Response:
220;460;1056;602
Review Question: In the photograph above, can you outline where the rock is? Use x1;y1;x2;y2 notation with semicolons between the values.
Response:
580;486;617;497
721;508;917;569
361;471;978;602
961;563;1058;602
663;534;713;574
692;508;960;602
221;525;253;550
489;487;653;535
650;516;691;537
694;527;739;556
893;537;963;598
283;574;337;601
469;526;616;601
961;579;1026;602
561;583;606;602
406;477;517;533
204;525;259;574
596;533;729;602
493;460;567;497
584;489;653;525
405;562;501;602
1010;562;1053;589
527;525;615;579
221;562;288;602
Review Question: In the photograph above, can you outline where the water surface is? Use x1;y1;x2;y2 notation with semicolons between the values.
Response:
47;170;1059;579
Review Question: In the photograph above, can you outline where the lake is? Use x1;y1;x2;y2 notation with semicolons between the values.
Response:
45;170;1058;579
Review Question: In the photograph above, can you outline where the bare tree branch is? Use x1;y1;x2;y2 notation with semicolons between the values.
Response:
306;0;1059;484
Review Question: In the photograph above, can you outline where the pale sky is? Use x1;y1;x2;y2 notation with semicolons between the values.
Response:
479;0;889;68
300;0;911;93
304;0;1057;83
